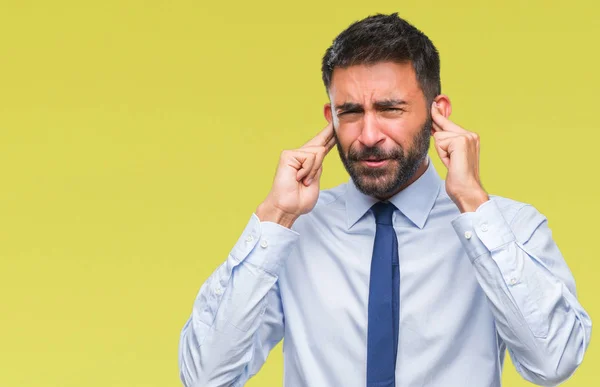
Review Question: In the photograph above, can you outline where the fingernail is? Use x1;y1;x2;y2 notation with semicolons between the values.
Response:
306;178;313;185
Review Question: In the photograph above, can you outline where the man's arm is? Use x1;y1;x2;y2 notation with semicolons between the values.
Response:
452;199;592;386
179;122;335;385
178;214;298;387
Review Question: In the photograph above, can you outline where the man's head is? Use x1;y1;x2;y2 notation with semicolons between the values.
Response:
321;13;450;200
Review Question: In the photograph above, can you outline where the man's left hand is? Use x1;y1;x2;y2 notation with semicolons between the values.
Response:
431;102;489;213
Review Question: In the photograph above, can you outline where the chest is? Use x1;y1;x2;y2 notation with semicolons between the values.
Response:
279;220;491;346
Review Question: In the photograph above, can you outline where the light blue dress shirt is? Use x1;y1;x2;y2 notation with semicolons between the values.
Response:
179;158;591;387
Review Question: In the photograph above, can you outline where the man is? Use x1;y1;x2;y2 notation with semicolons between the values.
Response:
178;13;591;387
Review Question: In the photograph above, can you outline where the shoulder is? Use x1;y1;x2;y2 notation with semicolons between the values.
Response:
439;180;542;225
486;194;549;244
488;195;529;222
315;182;348;208
487;194;545;225
290;182;348;232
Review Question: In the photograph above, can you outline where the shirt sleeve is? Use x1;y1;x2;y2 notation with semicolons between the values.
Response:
451;199;592;386
178;214;299;387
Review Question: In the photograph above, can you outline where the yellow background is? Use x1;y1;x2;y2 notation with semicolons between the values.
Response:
0;1;597;386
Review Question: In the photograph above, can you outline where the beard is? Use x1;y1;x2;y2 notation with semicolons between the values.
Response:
334;116;432;200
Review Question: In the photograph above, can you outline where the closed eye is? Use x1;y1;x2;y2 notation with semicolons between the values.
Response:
338;110;362;116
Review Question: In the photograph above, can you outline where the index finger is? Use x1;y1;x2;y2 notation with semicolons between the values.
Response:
302;121;334;149
431;103;467;134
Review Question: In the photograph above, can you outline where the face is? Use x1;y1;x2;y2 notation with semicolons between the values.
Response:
325;61;432;200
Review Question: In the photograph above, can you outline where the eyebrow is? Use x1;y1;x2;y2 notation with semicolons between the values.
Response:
335;99;408;111
374;99;407;109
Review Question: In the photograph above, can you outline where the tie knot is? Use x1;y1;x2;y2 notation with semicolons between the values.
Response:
371;201;396;225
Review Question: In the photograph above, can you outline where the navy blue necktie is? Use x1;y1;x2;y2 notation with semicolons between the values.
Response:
366;202;399;387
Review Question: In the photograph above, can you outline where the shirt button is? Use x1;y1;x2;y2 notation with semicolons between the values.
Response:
481;223;489;232
260;240;268;248
464;231;472;240
245;235;254;243
214;287;223;295
509;278;517;285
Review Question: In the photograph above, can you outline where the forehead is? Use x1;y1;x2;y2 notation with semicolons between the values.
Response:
328;61;422;103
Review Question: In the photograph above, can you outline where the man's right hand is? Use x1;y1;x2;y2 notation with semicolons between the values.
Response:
256;122;336;228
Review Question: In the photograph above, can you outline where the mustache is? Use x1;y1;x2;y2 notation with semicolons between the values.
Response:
347;146;404;162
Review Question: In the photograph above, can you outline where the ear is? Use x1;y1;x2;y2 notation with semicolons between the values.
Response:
324;103;333;123
432;94;452;118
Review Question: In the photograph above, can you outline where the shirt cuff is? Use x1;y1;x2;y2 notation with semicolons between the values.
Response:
451;199;516;262
229;213;300;275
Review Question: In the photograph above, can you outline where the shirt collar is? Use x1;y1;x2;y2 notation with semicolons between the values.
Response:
345;156;442;230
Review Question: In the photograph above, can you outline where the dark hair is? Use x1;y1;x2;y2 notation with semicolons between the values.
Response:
321;13;441;104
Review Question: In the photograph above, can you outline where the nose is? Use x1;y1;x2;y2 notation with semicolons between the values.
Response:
357;113;385;148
